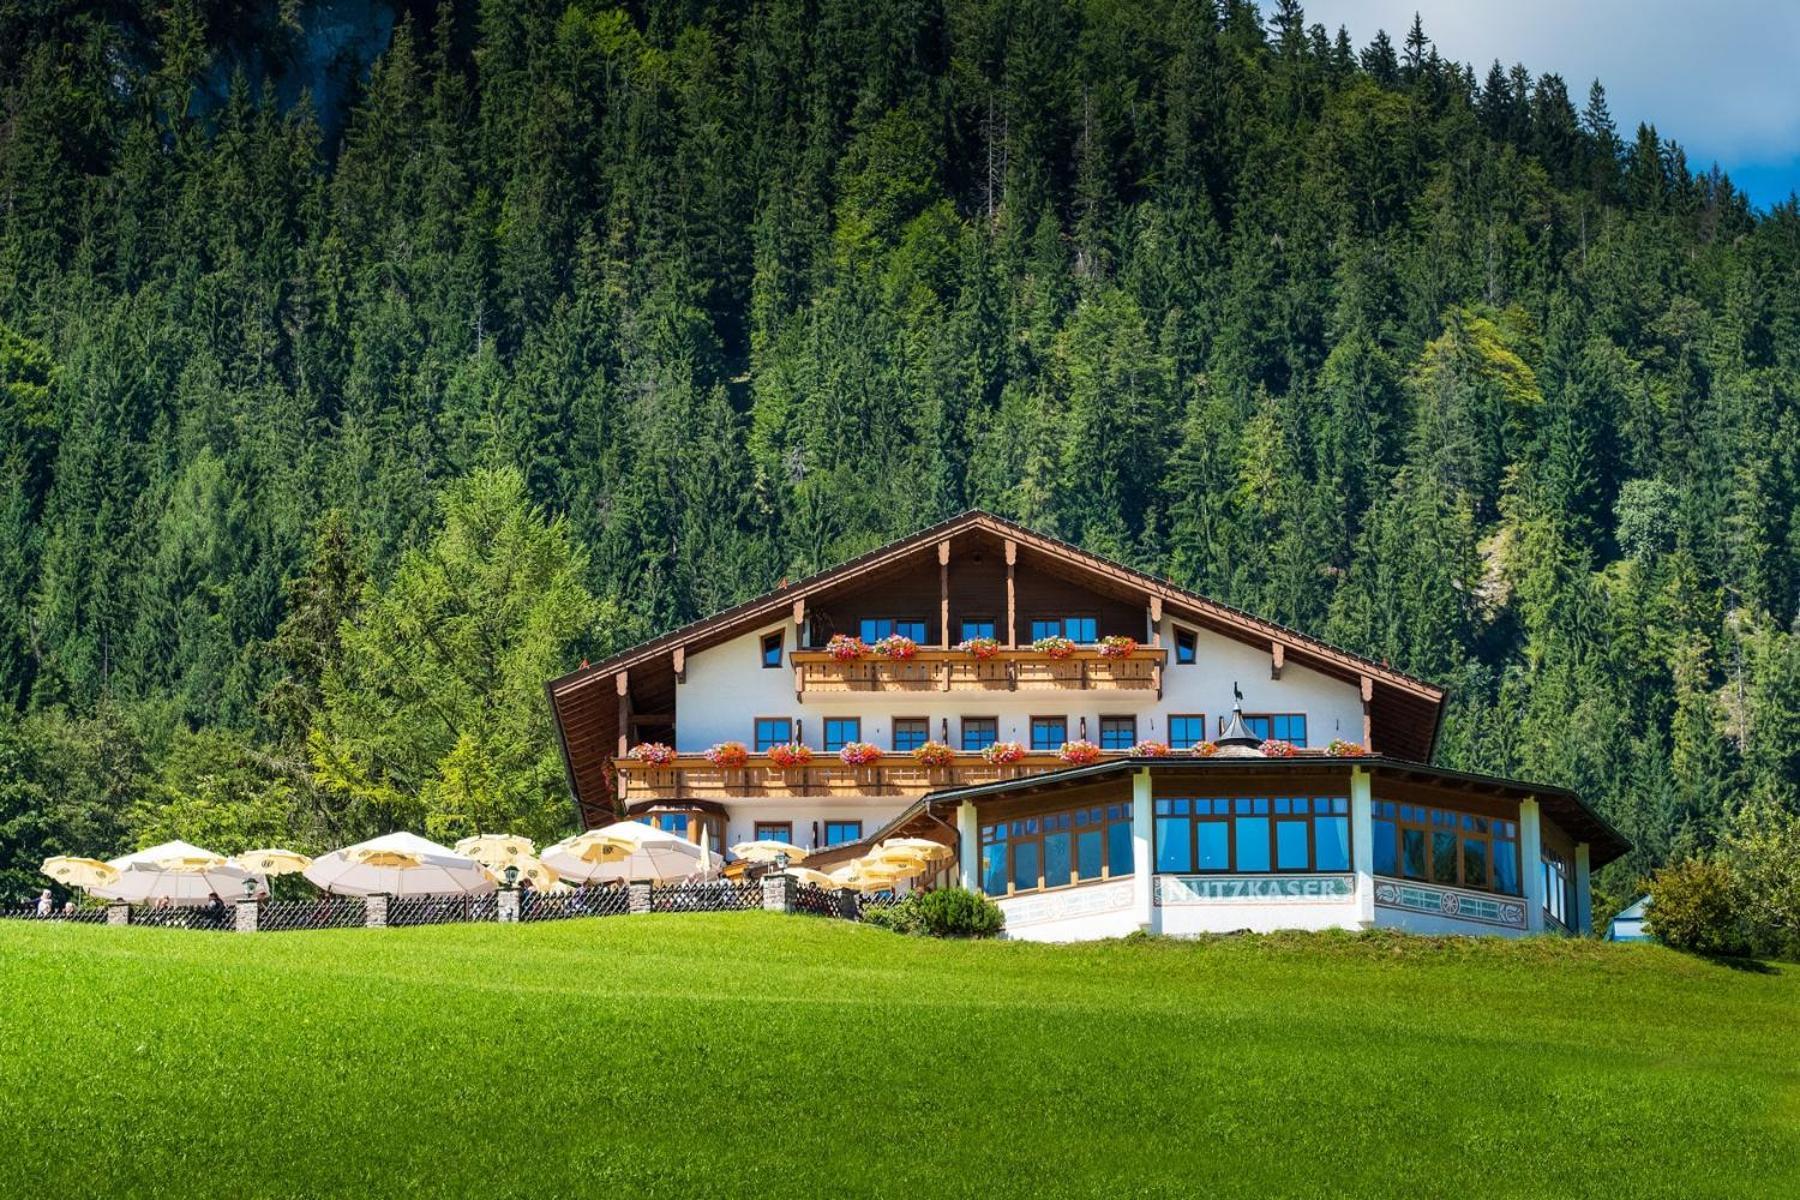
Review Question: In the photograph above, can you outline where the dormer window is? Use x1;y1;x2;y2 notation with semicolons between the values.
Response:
760;630;784;668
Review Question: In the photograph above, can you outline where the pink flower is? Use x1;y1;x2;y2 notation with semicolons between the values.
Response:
1058;739;1103;765
628;742;677;767
838;741;884;766
704;741;749;768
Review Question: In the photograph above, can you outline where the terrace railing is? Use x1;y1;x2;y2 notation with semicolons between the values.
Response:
615;749;1086;802
648;881;762;913
791;645;1165;698
0;904;110;923
519;885;631;922
387;894;499;927
259;897;368;932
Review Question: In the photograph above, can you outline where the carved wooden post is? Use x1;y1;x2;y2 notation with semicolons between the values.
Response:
1360;675;1374;751
939;539;951;648
1004;539;1017;648
615;670;630;757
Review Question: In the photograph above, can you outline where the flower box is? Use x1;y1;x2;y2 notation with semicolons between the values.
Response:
838;741;884;766
766;743;813;769
1058;739;1103;765
982;741;1027;765
1097;635;1138;659
871;634;919;660
956;636;1001;660
1132;741;1172;758
628;742;677;767
1031;635;1076;659
1326;738;1368;757
1192;741;1220;758
911;741;956;768
825;634;868;662
703;741;749;769
1259;739;1298;758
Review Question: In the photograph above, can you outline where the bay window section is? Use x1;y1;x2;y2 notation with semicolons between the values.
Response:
979;802;1135;897
1153;796;1351;874
1371;800;1522;897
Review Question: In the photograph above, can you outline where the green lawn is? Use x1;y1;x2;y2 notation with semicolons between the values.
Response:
1;916;1795;1199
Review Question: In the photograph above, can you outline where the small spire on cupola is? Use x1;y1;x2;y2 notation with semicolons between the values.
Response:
1215;682;1264;757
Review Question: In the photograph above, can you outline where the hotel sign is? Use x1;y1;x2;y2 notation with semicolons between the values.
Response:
1156;874;1355;905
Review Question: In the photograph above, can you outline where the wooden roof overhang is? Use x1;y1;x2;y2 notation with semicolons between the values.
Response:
547;512;1449;827
909;757;1631;868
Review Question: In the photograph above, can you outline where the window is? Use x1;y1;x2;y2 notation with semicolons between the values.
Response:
980;802;1135;896
824;821;862;847
1173;626;1197;665
760;630;784;668
1542;850;1570;925
753;717;793;752
753;822;793;844
1030;716;1067;750
1372;801;1521;896
960;619;996;641
1099;716;1136;751
892;717;929;752
1233;713;1308;747
860;618;927;642
1029;616;1097;642
1154;796;1351;874
961;717;998;751
650;813;690;837
1169;714;1207;750
823;717;861;752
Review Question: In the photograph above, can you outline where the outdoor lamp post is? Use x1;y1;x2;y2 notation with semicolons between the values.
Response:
503;865;520;889
774;852;789;871
242;877;257;900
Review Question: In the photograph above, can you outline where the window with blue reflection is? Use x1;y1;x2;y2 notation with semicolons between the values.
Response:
754;717;792;752
1077;830;1104;880
1030;716;1066;750
824;821;862;846
982;842;1007;896
1012;840;1041;892
1099;716;1135;750
1315;816;1350;872
1029;617;1097;641
960;619;996;641
1108;814;1134;877
1494;838;1519;895
1044;831;1072;889
1271;713;1308;746
1029;619;1059;640
823;717;860;751
961;717;998;751
1276;818;1310;869
1372;818;1396;874
1155;817;1191;872
859;618;927;642
1197;821;1230;870
1175;627;1197;664
891;718;928;752
1463;838;1488;889
1169;715;1206;749
1235;816;1271;871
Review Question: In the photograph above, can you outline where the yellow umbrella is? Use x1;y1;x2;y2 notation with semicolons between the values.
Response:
232;849;312;875
154;851;232;873
502;855;560;890
876;837;954;863
543;829;635;866
780;866;841;890
40;856;119;891
730;840;809;864
350;847;423;869
453;834;538;870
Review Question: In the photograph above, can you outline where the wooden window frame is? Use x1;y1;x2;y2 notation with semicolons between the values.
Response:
822;716;862;752
980;801;1136;897
1154;796;1352;875
1375;800;1522;897
760;629;784;668
1098;714;1137;750
753;821;794;844
891;716;930;752
960;716;999;751
823;820;863;847
858;616;931;643
958;616;997;642
1168;713;1208;750
1229;712;1307;746
752;716;793;752
1029;714;1068;751
1172;624;1199;665
1028;614;1099;643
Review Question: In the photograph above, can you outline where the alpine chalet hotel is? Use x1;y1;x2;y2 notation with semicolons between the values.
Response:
548;512;1625;941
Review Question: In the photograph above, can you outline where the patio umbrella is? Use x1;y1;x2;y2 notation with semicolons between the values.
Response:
829;862;906;892
506;855;560;890
875;837;954;863
303;832;497;898
92;840;261;906
231;849;313;876
39;856;119;892
453;834;538;871
779;866;841;890
544;821;723;884
730;839;809;864
538;830;635;883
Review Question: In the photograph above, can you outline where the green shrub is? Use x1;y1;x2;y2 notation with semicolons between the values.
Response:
1647;859;1748;956
862;888;1004;938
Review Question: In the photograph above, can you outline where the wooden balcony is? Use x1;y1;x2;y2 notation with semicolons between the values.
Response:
615;751;1090;803
789;647;1165;699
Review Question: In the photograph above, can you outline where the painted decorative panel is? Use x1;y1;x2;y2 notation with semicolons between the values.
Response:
1373;878;1526;928
999;880;1135;928
1155;874;1355;905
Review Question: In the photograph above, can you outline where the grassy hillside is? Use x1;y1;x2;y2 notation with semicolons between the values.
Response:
1;917;1795;1198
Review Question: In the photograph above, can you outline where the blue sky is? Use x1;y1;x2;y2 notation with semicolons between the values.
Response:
1270;1;1800;209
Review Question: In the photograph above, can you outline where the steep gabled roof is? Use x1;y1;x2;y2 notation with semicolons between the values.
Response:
548;510;1448;824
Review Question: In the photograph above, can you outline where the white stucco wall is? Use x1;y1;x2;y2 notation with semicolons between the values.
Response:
1373;907;1533;939
1153;874;1362;935
673;619;1368;752
717;798;914;853
996;879;1141;942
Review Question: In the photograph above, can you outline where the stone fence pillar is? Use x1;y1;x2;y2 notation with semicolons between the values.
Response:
106;902;130;926
834;888;860;920
497;889;521;923
234;899;260;933
628;883;653;914
365;893;389;928
762;872;795;914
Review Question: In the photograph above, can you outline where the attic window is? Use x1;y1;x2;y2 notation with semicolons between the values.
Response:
761;631;784;668
1174;626;1197;665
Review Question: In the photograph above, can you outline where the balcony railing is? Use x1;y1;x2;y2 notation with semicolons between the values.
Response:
615;750;1094;803
789;646;1165;698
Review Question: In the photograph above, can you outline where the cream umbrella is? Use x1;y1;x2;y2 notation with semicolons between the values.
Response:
829;861;906;892
453;834;538;871
39;856;119;892
303;832;496;897
538;829;635;884
779;866;841;890
544;821;723;884
92;840;261;906
730;839;809;864
231;849;313;876
875;837;954;863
